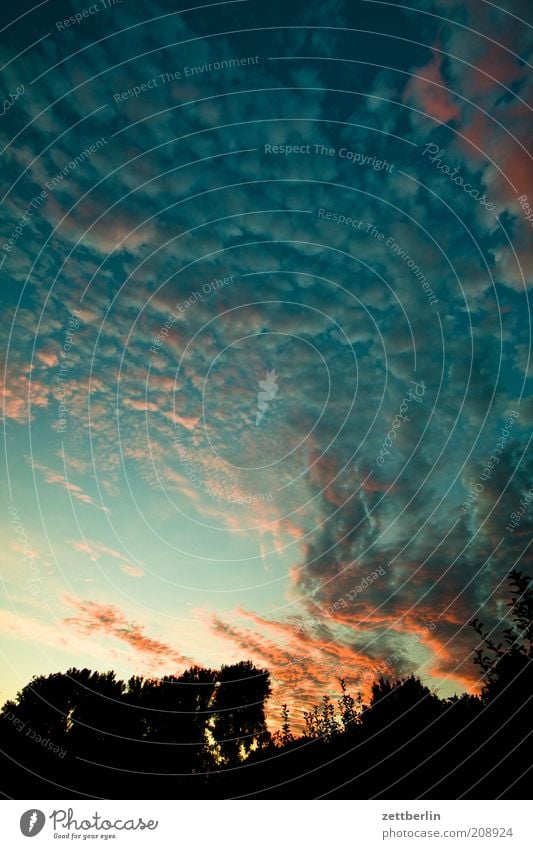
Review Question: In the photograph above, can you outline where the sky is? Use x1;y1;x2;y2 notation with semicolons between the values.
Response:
1;0;532;727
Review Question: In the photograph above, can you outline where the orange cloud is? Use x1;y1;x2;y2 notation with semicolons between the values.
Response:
63;596;190;668
208;608;380;729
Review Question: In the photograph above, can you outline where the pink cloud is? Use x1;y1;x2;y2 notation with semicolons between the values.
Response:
120;564;145;578
403;49;460;125
71;538;145;577
35;347;59;368
31;460;110;513
1;373;50;423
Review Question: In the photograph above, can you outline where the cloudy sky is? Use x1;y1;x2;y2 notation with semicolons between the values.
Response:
1;0;532;724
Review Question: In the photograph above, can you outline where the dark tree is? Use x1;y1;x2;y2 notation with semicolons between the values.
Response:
361;674;442;734
210;661;271;764
471;569;533;703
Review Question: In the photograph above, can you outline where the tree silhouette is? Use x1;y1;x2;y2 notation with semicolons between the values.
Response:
467;569;533;796
337;677;359;731
210;661;271;765
471;569;533;702
362;674;442;735
280;703;294;745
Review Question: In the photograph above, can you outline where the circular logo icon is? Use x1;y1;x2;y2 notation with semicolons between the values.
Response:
20;810;46;837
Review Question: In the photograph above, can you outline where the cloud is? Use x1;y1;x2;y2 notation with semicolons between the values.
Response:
403;48;461;126
31;460;110;513
71;538;145;577
120;563;145;578
0;607;113;665
1;372;50;423
63;596;190;668
208;606;383;727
